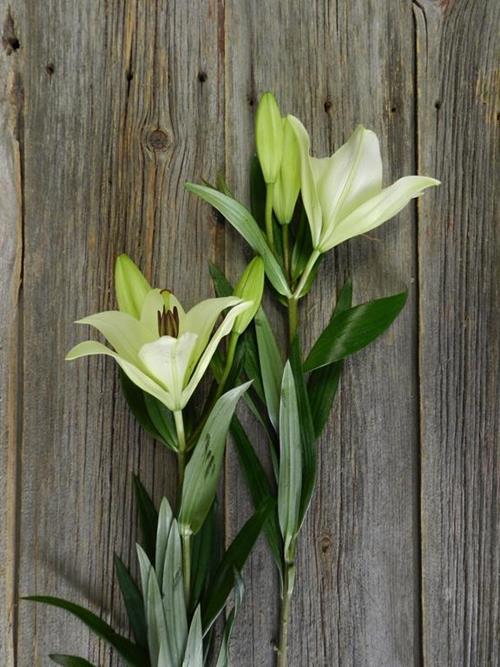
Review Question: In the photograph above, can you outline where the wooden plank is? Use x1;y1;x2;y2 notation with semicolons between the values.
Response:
415;1;500;664
224;2;421;664
15;1;223;664
0;3;24;664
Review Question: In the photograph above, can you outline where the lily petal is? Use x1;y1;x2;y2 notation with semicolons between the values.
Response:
287;115;323;249
139;333;199;411
321;175;441;251
314;125;382;238
140;289;165;336
182;300;251;405
182;296;242;371
77;311;156;366
114;254;151;319
66;340;173;409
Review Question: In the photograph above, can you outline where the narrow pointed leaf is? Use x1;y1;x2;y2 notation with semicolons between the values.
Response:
133;476;158;561
50;656;96;667
190;503;217;607
185;184;291;297
304;291;408;371
277;363;302;562
250;154;266;228
255;308;284;430
203;498;274;631
143;394;178;450
308;280;352;438
179;382;251;536
289;338;316;525
182;607;203;667
230;416;282;573
114;555;148;650
214;573;244;667
24;597;147;666
161;519;188;664
119;370;162;441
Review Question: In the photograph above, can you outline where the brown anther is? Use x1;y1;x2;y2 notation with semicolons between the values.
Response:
158;305;179;337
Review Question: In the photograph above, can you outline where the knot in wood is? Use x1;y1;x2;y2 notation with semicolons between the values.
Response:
148;129;169;151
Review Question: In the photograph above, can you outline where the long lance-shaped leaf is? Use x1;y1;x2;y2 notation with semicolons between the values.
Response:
304;291;408;371
190;503;217;608
202;497;274;631
255;308;284;431
214;573;244;667
24;597;148;667
307;280;352;439
133;475;158;562
289;337;316;526
231;416;282;574
250;154;266;229
182;606;203;667
185;183;291;297
143;393;178;450
161;518;188;665
278;363;302;563
50;656;96;667
114;555;148;650
179;382;251;536
119;370;162;442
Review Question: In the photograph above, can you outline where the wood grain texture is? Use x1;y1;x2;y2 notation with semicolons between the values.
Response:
10;1;224;665
0;0;497;665
415;1;500;664
224;2;422;665
0;3;23;664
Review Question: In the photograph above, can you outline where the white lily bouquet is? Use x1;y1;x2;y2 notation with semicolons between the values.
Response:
26;93;438;667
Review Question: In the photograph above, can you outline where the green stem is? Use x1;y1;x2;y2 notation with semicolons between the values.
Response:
293;249;320;300
283;224;290;280
216;330;239;400
265;183;275;250
277;563;295;667
181;532;191;604
174;410;186;488
287;297;298;347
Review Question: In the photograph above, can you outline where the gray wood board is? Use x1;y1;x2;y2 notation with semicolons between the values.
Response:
0;1;497;665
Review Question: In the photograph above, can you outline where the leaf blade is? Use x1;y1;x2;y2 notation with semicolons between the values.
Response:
304;291;408;371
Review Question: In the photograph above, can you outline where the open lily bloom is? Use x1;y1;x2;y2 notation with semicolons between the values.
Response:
66;289;251;412
288;116;440;253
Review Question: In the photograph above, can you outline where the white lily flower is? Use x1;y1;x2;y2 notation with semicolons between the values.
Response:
66;289;251;412
288;115;440;252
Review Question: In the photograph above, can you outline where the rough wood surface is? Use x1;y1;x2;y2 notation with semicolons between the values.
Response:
0;1;497;666
415;1;500;665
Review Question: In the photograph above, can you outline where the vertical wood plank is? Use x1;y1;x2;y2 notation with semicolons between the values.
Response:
0;3;24;664
224;2;421;664
415;1;499;664
16;1;224;664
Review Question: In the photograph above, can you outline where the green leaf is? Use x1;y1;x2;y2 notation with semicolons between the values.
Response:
133;476;158;562
277;363;302;563
307;280;352;438
214;573;244;667
289;338;316;526
203;498;274;631
24;597;147;667
250;154;266;229
231;416;282;573
114;555;147;650
190;503;217;608
291;205;312;282
255;308;284;431
119;370;161;441
161;519;188;664
185;184;291;297
143;393;177;450
304;291;408;372
179;382;251;536
182;606;204;667
50;656;96;667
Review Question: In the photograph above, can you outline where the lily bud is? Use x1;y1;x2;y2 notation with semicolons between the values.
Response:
255;92;284;184
232;257;265;335
272;117;301;225
115;254;151;319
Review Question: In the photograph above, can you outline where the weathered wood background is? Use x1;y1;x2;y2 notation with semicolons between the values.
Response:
1;1;498;665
